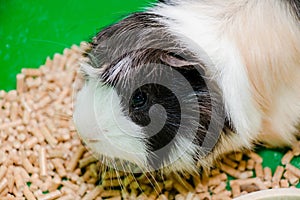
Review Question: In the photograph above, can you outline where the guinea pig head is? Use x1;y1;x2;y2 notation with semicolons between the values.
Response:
73;13;226;173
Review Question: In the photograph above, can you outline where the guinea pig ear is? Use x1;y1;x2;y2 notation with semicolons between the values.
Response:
160;53;199;68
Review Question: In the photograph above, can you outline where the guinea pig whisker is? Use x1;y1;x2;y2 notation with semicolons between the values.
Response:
111;162;125;190
119;161;129;191
147;172;162;196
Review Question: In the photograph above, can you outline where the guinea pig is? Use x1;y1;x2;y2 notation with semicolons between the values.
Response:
73;0;300;173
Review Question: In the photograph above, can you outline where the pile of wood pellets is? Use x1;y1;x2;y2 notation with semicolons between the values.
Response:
0;42;299;200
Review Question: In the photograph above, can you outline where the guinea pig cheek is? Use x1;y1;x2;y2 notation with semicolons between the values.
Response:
73;80;148;167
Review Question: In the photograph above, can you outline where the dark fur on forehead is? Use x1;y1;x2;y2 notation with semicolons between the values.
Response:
89;12;167;67
91;13;165;47
87;12;200;79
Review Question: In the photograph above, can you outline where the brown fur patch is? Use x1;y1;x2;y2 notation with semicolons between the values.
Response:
226;1;300;146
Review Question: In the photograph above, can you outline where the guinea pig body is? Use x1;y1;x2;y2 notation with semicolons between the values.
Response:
73;0;300;172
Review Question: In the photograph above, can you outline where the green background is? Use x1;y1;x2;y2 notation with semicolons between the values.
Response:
0;0;299;187
0;0;155;91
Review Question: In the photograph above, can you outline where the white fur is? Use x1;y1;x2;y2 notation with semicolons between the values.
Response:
73;76;148;168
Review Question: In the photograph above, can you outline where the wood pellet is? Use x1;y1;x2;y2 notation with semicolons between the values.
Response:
0;42;299;199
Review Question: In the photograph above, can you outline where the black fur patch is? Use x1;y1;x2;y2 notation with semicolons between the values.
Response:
129;83;182;167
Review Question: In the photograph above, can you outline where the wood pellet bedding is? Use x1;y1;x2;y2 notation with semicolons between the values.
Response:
0;42;300;200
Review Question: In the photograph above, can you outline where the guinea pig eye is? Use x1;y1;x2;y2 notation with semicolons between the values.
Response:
131;90;148;109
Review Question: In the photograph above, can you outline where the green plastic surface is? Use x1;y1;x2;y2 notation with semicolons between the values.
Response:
0;0;299;188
